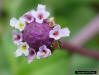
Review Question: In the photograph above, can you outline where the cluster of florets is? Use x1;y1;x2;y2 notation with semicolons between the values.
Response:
10;4;70;64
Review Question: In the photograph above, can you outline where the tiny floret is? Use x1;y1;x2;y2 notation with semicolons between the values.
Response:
10;18;26;31
49;25;70;40
22;11;34;23
14;42;29;57
15;18;26;31
37;45;51;59
32;4;50;23
10;4;70;63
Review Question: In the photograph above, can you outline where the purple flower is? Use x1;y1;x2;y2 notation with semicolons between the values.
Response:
10;4;70;63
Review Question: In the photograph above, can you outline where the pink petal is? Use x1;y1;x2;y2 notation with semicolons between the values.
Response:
27;48;35;64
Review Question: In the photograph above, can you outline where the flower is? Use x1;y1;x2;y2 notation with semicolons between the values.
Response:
49;25;70;40
27;48;35;64
10;4;70;63
10;18;26;31
37;45;51;59
12;30;22;45
14;42;29;57
22;11;34;23
32;4;50;23
15;18;26;31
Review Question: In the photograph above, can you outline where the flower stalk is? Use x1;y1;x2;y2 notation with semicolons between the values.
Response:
61;40;99;59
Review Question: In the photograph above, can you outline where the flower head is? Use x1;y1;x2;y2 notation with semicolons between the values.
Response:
10;4;70;63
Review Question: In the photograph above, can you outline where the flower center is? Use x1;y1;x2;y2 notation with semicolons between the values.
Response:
25;15;32;20
42;50;47;54
30;50;35;56
53;31;59;36
19;23;23;28
21;45;26;51
38;13;43;20
13;34;20;40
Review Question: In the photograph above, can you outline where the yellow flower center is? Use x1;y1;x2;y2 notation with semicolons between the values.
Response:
19;23;23;28
21;45;26;51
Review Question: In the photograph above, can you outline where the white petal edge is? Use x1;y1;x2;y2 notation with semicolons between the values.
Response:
43;11;50;19
53;25;61;30
60;28;70;37
37;4;46;11
10;17;18;27
23;50;29;56
14;49;22;57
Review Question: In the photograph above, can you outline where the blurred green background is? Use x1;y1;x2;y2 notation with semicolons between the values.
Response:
0;0;99;75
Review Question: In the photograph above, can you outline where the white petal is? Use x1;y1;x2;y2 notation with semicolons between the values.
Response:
23;50;29;56
35;18;43;23
53;25;61;30
31;10;37;18
37;51;42;59
37;4;46;11
19;17;25;22
14;49;22;57
43;11;50;19
10;17;18;27
49;30;55;38
54;36;61;40
60;28;70;37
